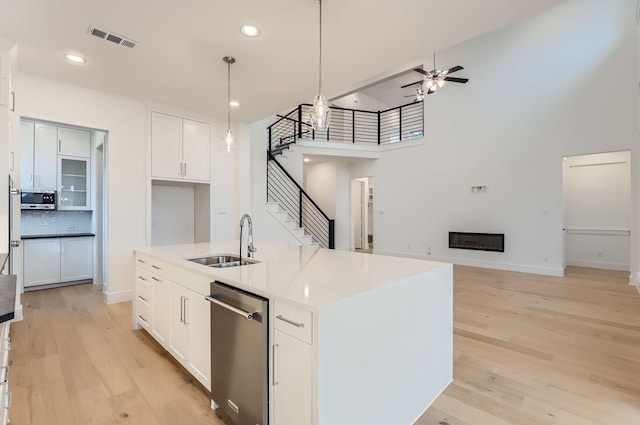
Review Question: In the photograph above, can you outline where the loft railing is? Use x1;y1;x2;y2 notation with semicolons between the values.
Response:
267;151;335;249
267;101;424;153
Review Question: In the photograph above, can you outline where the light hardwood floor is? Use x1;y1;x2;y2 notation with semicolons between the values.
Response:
9;266;640;425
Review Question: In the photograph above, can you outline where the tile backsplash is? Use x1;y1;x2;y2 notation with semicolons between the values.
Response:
21;210;93;236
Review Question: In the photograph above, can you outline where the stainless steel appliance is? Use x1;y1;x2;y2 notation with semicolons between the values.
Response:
7;175;20;274
206;281;269;425
21;190;56;210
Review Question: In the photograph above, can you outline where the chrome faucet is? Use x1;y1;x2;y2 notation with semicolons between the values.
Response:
239;214;257;260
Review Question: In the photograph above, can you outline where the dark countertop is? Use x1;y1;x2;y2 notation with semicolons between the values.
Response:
0;275;16;324
0;254;7;274
21;233;96;240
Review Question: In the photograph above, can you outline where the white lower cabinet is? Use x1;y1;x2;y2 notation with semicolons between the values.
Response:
273;329;313;425
134;254;211;391
0;321;12;425
23;238;60;287
60;237;93;281
168;283;189;363
273;301;314;425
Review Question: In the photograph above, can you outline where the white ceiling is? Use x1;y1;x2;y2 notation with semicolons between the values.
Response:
0;0;568;123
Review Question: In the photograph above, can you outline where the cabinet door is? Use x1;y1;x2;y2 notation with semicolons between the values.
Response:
182;119;210;182
23;239;61;287
273;330;313;425
151;112;183;179
185;289;211;390
33;123;58;190
20;121;35;190
58;156;91;210
60;237;93;282
151;273;171;347
168;283;189;365
58;127;91;157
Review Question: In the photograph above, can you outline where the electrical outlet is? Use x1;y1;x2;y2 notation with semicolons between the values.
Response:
427;245;432;256
597;251;603;258
407;244;412;250
543;256;549;263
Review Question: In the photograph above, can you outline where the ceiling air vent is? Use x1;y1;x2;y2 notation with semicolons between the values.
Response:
87;26;138;49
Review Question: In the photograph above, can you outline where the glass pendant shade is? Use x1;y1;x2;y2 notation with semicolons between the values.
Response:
222;129;235;153
309;95;331;131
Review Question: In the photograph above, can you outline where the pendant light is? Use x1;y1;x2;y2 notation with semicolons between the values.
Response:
309;0;331;132
222;56;236;153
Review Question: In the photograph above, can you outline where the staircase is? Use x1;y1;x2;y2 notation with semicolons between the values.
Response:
265;100;424;249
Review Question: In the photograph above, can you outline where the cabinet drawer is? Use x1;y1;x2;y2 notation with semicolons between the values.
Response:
135;271;152;303
274;301;313;344
135;253;168;274
136;299;151;330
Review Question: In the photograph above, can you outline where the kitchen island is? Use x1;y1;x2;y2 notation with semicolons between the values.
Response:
133;242;452;425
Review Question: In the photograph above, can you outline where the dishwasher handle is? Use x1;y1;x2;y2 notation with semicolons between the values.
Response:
205;296;254;320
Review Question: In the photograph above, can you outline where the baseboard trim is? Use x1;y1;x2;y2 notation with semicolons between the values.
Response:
373;250;564;277
565;260;630;272
104;289;132;304
632;272;640;293
11;305;23;322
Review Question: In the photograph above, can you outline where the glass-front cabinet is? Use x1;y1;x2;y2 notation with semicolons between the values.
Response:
58;156;91;210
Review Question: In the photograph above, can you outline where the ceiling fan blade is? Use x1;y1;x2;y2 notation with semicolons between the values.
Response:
442;65;464;75
413;68;428;75
427;86;437;94
443;77;469;84
401;80;423;89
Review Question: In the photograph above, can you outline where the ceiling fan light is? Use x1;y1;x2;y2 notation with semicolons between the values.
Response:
437;79;446;88
416;88;425;102
222;129;236;153
309;95;331;131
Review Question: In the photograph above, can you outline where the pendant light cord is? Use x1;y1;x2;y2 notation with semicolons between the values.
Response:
318;0;323;95
227;60;231;130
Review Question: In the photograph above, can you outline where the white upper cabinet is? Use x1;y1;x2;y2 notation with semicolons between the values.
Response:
151;112;211;182
58;127;91;158
58;156;91;210
20;121;58;190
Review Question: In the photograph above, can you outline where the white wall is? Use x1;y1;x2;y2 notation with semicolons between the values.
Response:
15;73;147;302
563;151;631;270
151;184;195;246
346;0;637;276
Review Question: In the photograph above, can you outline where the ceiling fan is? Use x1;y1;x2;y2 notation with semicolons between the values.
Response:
402;56;469;98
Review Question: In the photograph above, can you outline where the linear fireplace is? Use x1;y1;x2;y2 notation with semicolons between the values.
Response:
449;232;504;252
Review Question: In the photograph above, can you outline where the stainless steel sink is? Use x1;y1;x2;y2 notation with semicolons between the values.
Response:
186;254;260;268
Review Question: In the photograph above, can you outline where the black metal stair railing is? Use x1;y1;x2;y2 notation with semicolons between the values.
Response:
267;152;335;249
268;100;424;154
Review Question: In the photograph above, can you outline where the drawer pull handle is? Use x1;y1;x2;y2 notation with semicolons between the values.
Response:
151;265;162;270
276;315;305;328
0;366;8;385
138;295;148;303
137;259;146;264
3;337;10;352
5;390;11;409
138;276;147;282
151;277;161;282
138;314;148;324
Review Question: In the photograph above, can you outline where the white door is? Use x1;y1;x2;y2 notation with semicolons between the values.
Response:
182;119;211;182
20;121;35;190
169;282;189;365
186;289;211;390
60;237;93;282
352;180;364;249
273;330;313;425
58;127;91;157
33;123;58;190
23;238;61;287
563;151;631;270
151;112;183;179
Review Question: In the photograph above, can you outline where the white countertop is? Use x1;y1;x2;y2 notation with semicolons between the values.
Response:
134;242;450;310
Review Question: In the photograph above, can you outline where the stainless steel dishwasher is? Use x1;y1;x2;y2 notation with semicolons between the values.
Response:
206;281;269;425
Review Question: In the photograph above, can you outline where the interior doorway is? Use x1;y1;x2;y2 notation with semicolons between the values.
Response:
352;176;374;253
95;134;107;289
562;150;631;271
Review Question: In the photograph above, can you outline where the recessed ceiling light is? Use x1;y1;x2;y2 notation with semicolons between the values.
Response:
229;100;240;107
304;158;310;163
241;25;260;37
65;53;86;64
